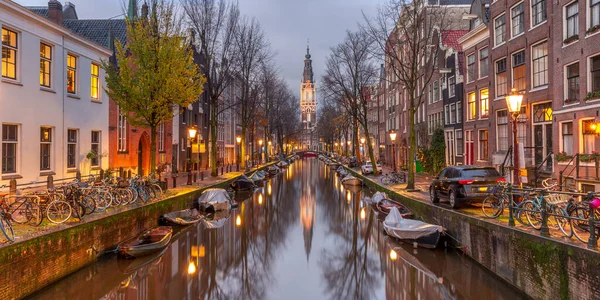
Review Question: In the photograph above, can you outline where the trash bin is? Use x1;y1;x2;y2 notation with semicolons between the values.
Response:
415;160;423;173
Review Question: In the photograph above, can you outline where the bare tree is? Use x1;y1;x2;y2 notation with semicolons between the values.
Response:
322;30;380;174
183;0;240;176
363;0;460;189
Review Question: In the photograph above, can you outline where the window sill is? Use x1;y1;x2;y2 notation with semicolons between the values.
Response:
117;151;129;154
529;20;547;32
39;171;56;176
586;30;600;39
494;96;506;101
66;169;79;173
2;78;23;86
40;87;56;93
563;101;580;107
67;94;81;100
91;99;102;104
562;39;578;48
478;76;489;80
1;174;23;180
492;42;506;50
508;33;524;42
91;166;101;171
529;85;548;93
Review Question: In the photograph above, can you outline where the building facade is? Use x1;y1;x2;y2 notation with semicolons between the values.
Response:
0;0;111;185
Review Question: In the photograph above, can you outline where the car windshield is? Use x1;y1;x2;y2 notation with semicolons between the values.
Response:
462;168;500;178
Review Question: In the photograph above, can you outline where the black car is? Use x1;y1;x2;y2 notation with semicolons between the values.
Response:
348;157;359;168
429;166;505;208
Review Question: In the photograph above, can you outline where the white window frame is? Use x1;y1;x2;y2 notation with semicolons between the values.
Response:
450;103;456;124
479;48;489;78
495;56;508;98
40;42;52;88
496;109;509;152
589;52;600;95
67;129;78;169
531;40;549;88
91;131;100;167
91;63;100;100
511;49;526;92
158;123;165;152
564;61;580;103
531;0;547;28
560;121;574;155
479;88;489;119
467;53;476;82
40;127;52;171
478;129;489;161
117;107;127;152
510;2;525;38
590;0;600;29
564;1;579;40
455;129;463;156
467;92;476;121
1;124;19;174
494;14;506;46
66;53;77;94
457;101;462;123
448;76;456;97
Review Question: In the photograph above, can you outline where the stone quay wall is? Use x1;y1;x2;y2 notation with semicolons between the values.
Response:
348;168;600;300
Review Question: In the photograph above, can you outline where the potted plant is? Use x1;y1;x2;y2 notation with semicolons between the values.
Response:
587;24;600;35
555;152;573;162
563;34;579;44
585;90;600;101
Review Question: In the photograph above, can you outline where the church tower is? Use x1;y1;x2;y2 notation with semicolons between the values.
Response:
300;42;317;150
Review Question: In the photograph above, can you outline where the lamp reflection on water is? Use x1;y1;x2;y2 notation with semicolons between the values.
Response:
346;191;351;203
268;183;272;195
236;215;242;226
360;207;365;220
390;249;398;261
258;193;263;205
187;261;197;275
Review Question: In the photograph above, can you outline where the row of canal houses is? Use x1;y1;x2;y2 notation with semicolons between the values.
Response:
0;0;250;187
369;0;600;191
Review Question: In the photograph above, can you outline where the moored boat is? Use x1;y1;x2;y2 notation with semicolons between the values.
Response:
198;188;233;211
304;151;318;158
230;175;256;191
276;160;289;168
118;226;173;258
341;174;363;186
267;166;280;175
161;208;203;226
383;207;444;249
249;171;266;186
376;198;414;218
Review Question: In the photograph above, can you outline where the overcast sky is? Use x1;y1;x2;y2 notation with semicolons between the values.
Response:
18;0;384;96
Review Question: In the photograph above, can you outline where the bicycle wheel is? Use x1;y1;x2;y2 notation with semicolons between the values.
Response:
552;206;573;238
129;187;139;203
138;187;149;203
523;201;542;230
0;215;15;242
93;191;111;212
482;195;504;218
26;202;43;227
569;207;590;243
82;194;97;215
381;176;391;185
46;201;72;224
151;184;163;197
146;185;157;200
9;201;32;224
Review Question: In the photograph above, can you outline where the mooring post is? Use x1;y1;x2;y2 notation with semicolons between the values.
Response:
539;189;550;237
47;175;54;189
588;192;598;249
508;184;515;227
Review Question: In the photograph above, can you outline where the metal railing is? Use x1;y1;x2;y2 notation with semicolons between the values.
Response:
533;151;553;188
499;146;512;177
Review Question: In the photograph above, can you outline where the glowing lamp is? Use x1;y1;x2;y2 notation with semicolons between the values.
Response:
389;130;397;141
505;88;523;114
188;126;198;139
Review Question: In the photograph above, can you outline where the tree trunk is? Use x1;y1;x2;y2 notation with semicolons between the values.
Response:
210;103;218;177
363;125;378;176
353;118;360;161
408;100;416;190
150;125;157;177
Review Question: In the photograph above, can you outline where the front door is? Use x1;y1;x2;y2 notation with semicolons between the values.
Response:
138;139;143;175
445;130;455;166
465;130;474;165
532;102;553;171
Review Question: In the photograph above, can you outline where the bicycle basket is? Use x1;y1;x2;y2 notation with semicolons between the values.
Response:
544;194;569;205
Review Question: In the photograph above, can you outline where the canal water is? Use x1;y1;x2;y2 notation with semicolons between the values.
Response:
30;158;526;300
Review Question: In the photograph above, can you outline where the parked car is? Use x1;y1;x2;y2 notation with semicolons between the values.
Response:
361;161;383;174
348;157;359;168
429;166;505;208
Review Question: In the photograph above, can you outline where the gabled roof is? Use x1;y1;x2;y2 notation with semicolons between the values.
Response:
442;30;468;51
63;19;127;49
428;0;472;5
26;6;49;18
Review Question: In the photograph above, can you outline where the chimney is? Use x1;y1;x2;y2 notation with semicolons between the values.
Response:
62;2;78;20
47;0;63;25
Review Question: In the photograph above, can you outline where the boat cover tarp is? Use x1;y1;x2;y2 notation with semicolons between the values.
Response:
250;172;265;181
341;175;362;185
384;207;444;240
198;188;231;207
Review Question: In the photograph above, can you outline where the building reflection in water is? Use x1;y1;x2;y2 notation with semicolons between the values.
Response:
300;159;316;262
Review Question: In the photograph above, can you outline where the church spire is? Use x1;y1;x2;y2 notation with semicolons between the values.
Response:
303;39;313;82
127;0;138;20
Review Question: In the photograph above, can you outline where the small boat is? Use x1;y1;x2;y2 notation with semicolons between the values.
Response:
267;166;280;175
230;175;256;191
118;247;167;274
198;188;233;212
341;175;363;186
364;191;388;205
249;171;266;186
376;198;414;218
304;151;318;158
276;160;289;168
161;208;203;226
383;207;444;249
118;226;173;258
201;209;230;229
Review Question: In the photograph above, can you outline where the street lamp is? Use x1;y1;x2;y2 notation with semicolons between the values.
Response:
389;130;397;173
360;137;366;162
335;142;339;155
505;88;523;187
236;136;241;171
347;140;351;157
187;125;198;185
259;139;263;164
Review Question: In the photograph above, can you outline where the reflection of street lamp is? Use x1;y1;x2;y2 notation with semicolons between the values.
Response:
360;207;365;220
347;140;351;156
334;142;338;155
506;88;523;187
236;215;242;226
389;249;398;261
389;130;397;173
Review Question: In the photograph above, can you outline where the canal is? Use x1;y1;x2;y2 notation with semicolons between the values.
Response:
29;158;526;299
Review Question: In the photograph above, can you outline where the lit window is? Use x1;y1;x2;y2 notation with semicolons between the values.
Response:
467;92;476;120
2;28;17;79
582;120;596;154
479;48;488;78
480;89;489;118
511;3;525;37
40;127;51;171
532;41;548;87
566;2;579;39
67;54;77;94
2;124;18;174
512;51;526;91
496;58;507;97
91;63;99;99
40;43;51;87
494;14;506;46
532;0;547;26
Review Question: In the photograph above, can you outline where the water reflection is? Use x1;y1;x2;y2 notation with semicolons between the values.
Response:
31;159;525;300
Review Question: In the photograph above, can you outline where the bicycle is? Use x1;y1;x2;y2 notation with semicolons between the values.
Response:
0;194;14;242
380;171;406;185
522;191;572;238
0;193;42;226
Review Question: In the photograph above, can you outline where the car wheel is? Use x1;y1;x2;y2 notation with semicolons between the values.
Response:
430;187;439;203
449;189;458;209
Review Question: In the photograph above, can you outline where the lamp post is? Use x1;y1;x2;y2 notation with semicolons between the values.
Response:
505;88;524;187
187;126;198;185
360;137;366;163
389;130;397;173
236;136;241;171
259;139;263;165
335;142;338;155
347;140;351;157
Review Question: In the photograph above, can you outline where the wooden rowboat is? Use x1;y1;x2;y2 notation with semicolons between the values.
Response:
376;198;414;218
161;209;202;226
118;226;173;259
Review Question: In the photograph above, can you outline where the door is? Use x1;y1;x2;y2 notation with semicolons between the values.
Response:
445;130;455;166
465;130;474;165
138;139;143;175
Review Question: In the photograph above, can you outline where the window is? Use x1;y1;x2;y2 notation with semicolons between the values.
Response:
457;101;462;123
494;14;506;46
511;3;525;37
582;120;595;153
67;129;77;168
497;110;509;151
450;103;456;124
593;0;600;28
2;28;17;79
566;2;579;38
592;55;600;93
467;54;476;82
118;107;127;151
67;54;77;94
496;58;507;97
566;62;579;102
40;43;51;87
158;123;165;152
91;63;99;100
428;84;433;104
40;127;51;171
532;41;548;87
532;0;547;26
467;92;476;120
562;122;573;155
2;124;17;174
456;130;463;155
480;89;489;118
512;51;526;91
448;76;456;97
479;48;488;78
479;130;489;160
433;80;439;102
91;131;100;167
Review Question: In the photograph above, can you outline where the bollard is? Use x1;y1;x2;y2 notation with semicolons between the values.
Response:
588;192;598;249
539;189;550;237
193;172;197;182
119;167;124;178
127;170;132;179
221;166;223;175
9;179;17;196
47;175;54;189
172;176;177;188
237;163;240;172
508;184;515;227
99;169;105;180
187;172;192;185
76;171;81;181
201;172;204;181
